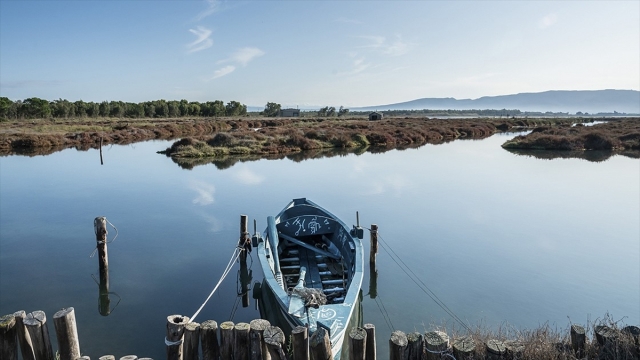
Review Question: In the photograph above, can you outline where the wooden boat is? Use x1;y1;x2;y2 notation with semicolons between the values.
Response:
253;198;364;360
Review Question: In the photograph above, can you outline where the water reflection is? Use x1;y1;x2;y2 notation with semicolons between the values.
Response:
504;148;640;162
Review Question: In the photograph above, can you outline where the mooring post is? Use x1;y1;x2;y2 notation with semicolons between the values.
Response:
348;327;366;360
249;319;271;360
165;315;189;360
234;323;251;360
98;356;115;360
452;336;475;359
183;322;200;360
219;321;235;360
291;326;309;360
570;324;585;358
13;311;36;360
1;314;18;360
263;326;287;360
424;331;449;360
200;320;220;360
369;224;378;265
119;356;137;360
53;307;81;360
94;217;109;280
363;324;376;360
24;311;54;360
485;339;506;360
406;332;423;360
389;330;407;360
240;215;249;263
309;327;332;360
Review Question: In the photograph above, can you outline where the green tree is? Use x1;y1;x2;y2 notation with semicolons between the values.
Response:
338;106;349;117
0;97;14;119
318;106;328;117
144;102;156;118
168;100;180;117
23;97;51;119
98;101;110;117
179;100;190;117
327;106;336;117
189;102;201;116
225;101;245;116
263;102;281;117
74;100;87;118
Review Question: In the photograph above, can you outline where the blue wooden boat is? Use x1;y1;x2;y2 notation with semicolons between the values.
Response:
253;198;364;360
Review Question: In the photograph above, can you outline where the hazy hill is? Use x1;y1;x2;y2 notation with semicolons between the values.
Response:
352;90;640;114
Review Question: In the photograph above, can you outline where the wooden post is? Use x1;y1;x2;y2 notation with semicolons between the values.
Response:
1;314;18;360
503;340;524;359
76;356;90;360
570;324;585;358
485;339;505;360
249;319;270;360
594;325;616;346
98;356;115;360
183;322;200;360
53;308;81;360
452;336;475;359
119;356;137;360
424;331;448;360
406;332;423;360
309;327;332;360
389;330;407;360
165;315;189;360
240;215;249;263
220;321;235;360
24;311;54;360
13;311;36;360
363;324;376;360
200;320;219;360
263;326;287;360
369;224;378;265
291;326;309;360
348;327;366;360
234;323;251;360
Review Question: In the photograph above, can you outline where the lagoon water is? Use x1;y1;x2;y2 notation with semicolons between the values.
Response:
1;132;638;359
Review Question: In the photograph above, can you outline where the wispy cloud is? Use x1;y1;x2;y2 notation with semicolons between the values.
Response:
195;0;221;22
190;180;215;205
538;13;558;29
334;17;362;25
358;35;410;56
233;167;264;185
219;47;265;66
187;26;213;53
208;65;236;80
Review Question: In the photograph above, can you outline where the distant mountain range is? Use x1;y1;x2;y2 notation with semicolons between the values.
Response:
351;90;640;114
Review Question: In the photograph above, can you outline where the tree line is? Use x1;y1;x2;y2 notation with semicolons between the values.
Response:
261;102;350;117
0;97;248;120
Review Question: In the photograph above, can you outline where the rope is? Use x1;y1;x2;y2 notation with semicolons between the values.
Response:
164;338;183;346
425;346;457;360
188;246;241;323
90;218;119;258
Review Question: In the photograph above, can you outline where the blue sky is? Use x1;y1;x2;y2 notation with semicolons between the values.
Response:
1;1;638;108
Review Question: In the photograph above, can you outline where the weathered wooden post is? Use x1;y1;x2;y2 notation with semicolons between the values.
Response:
369;224;378;265
291;326;309;360
13;311;36;360
504;340;524;359
363;324;376;360
424;331;448;360
263;326;287;360
200;320;220;360
119;356;137;360
165;315;189;360
240;215;249;263
234;322;251;360
1;314;18;360
485;339;505;360
76;356;91;360
220;321;235;360
53;307;81;360
98;356;115;360
183;322;200;360
389;330;407;360
452;336;475;359
570;324;586;358
406;332;423;360
94;216;111;317
249;319;270;360
309;327;332;360
348;327;366;360
24;311;54;360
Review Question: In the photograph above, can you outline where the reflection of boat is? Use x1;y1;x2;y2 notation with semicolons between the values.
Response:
253;198;364;360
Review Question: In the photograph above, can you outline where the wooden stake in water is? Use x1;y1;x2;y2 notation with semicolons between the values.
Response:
52;307;81;360
166;315;189;360
24;311;54;360
13;311;36;360
369;224;378;265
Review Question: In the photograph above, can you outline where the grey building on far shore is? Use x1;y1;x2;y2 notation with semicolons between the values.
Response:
279;108;300;117
369;111;383;120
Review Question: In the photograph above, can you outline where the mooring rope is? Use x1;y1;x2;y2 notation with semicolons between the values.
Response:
188;246;242;323
90;218;119;258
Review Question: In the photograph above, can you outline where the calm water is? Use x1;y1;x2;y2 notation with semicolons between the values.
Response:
1;133;638;359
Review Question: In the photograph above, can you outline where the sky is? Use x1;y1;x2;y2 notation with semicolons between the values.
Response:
1;0;639;108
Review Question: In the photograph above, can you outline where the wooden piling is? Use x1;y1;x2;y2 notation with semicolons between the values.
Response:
1;314;18;360
240;215;249;263
485;339;506;360
369;224;378;265
348;327;366;360
389;330;407;360
424;331;448;360
53;307;81;360
183;322;200;360
504;340;524;359
309;327;332;360
594;324;616;346
363;324;376;360
452;336;475;359
291;326;309;360
165;315;189;360
98;356;115;360
94;216;109;307
570;324;586;357
76;356;91;360
24;311;54;360
119;356;137;360
249;319;270;360
220;321;235;360
263;326;287;360
200;320;219;360
234;323;251;360
406;332;423;360
13;311;36;360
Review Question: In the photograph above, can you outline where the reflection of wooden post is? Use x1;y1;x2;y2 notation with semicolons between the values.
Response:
24;311;54;360
369;224;378;265
368;262;378;299
13;311;35;360
200;320;220;360
166;315;189;360
249;319;270;360
0;314;18;360
99;137;104;165
291;326;308;360
53;308;80;360
240;260;252;308
349;327;366;360
364;324;376;360
240;215;248;263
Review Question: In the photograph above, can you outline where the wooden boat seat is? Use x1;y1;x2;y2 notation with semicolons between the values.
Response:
296;247;323;289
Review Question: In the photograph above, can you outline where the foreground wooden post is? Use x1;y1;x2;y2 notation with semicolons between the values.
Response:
263;326;286;360
249;319;270;360
53;308;80;360
292;326;309;360
165;315;189;360
424;331;448;360
389;330;407;360
570;324;586;358
234;323;251;360
406;332;423;360
485;339;506;360
220;321;235;360
13;311;36;360
98;356;115;360
369;224;378;265
24;311;54;360
363;324;376;360
1;314;18;360
452;336;475;359
183;322;200;360
348;327;366;360
309;327;332;360
200;320;219;360
119;356;137;360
